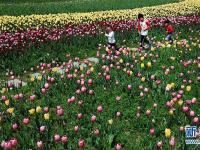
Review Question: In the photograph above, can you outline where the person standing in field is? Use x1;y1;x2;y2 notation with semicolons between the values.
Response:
164;20;174;44
137;13;151;49
105;26;118;50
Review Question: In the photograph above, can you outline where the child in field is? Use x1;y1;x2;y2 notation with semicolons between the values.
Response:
137;13;151;49
164;20;174;44
105;26;118;50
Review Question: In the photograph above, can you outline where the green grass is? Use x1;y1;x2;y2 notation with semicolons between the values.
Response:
0;0;179;16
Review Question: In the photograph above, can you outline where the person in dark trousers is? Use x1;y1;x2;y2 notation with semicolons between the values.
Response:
105;26;118;50
164;20;174;44
137;13;151;49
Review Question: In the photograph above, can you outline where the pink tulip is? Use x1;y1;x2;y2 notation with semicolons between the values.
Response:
12;123;18;130
44;83;49;89
115;144;122;150
94;129;100;136
56;108;64;116
88;90;94;95
88;79;93;86
43;107;49;113
1;95;7;101
182;106;189;113
149;128;155;135
78;100;84;107
23;118;30;125
105;75;111;81
97;105;103;113
189;111;195;117
54;134;60;142
127;85;132;90
169;137;175;147
4;141;12;150
116;96;121;101
140;92;144;97
61;135;68;144
30;95;36;101
41;88;46;94
156;141;163;149
191;98;197;104
10;138;18;148
146;110;151;117
74;126;79;133
18;93;23;99
78;139;86;148
37;141;43;150
40;126;46;133
116;112;122;117
193;117;199;124
91;115;97;122
153;103;157;108
77;113;83;119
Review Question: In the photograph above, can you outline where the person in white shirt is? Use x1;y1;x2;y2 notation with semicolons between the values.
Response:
105;26;118;50
137;14;152;49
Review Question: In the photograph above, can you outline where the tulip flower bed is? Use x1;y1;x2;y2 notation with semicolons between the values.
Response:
0;27;200;149
0;0;200;31
0;15;200;53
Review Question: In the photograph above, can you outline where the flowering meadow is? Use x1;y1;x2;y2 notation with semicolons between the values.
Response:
0;0;200;150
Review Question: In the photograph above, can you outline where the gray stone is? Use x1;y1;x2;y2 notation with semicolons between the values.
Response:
7;79;27;88
87;57;99;63
80;63;87;68
32;73;41;78
73;62;80;68
58;69;65;74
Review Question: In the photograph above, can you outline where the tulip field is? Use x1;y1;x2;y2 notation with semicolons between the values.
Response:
0;0;200;149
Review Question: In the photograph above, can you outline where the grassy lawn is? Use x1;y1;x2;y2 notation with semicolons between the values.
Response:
0;0;179;16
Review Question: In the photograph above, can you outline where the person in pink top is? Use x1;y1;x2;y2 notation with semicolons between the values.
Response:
137;13;152;49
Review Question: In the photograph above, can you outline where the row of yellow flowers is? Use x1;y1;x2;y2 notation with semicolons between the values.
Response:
0;0;200;31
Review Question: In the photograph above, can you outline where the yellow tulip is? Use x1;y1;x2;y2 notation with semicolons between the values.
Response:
108;119;113;125
178;100;183;106
44;113;50;120
141;63;145;68
7;108;14;114
29;108;35;115
169;109;174;115
140;56;144;61
147;62;152;68
170;83;175;88
36;106;42;113
37;76;42;81
165;128;171;138
5;100;9;106
90;67;94;72
52;67;59;72
31;77;35;82
186;85;191;92
198;63;200;68
80;66;84;71
141;77;145;82
119;59;123;63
